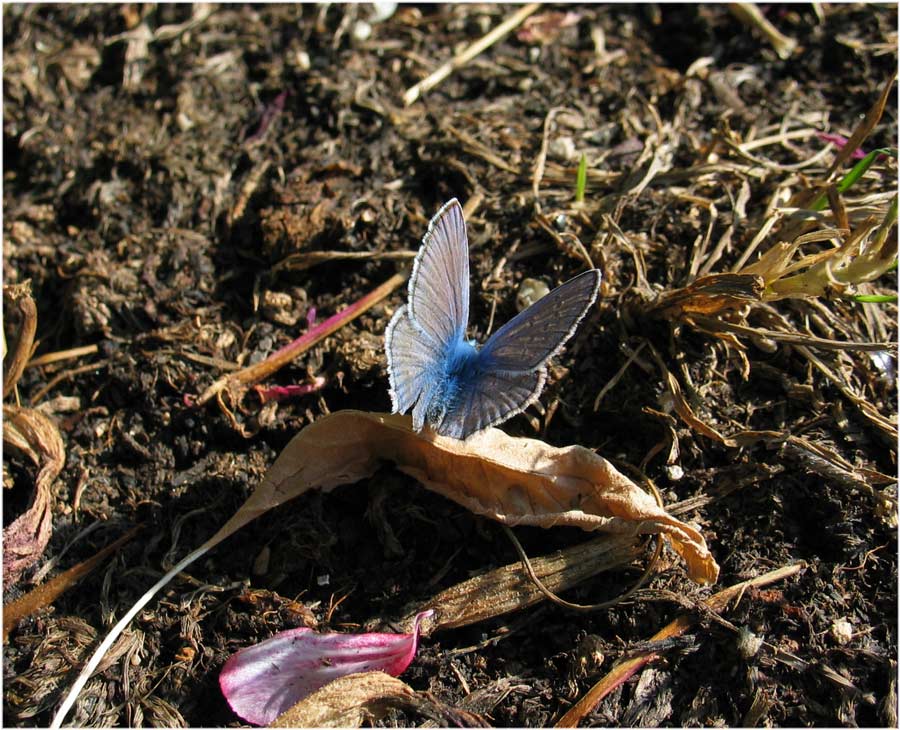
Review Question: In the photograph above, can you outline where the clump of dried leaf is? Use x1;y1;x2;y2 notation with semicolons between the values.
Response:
3;283;66;589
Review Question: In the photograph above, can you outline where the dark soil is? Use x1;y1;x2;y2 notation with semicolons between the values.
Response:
3;4;897;727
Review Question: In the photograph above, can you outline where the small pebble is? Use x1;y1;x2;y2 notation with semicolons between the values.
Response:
352;20;371;42
371;2;397;23
737;626;764;658
831;618;853;645
516;278;550;312
548;136;577;161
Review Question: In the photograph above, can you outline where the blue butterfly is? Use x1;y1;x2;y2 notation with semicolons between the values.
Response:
385;199;601;440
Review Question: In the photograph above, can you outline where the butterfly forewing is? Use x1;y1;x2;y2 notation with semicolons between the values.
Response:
478;269;601;372
436;368;546;440
407;199;470;348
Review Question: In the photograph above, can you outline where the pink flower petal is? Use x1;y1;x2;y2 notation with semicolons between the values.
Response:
817;132;867;160
253;376;327;404
220;610;432;726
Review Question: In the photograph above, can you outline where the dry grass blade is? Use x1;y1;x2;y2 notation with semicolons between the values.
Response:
796;344;898;442
825;71;897;178
3;526;142;640
555;562;806;727
645;273;764;320
647;346;738;448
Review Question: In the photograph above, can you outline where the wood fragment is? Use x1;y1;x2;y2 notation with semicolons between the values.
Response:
399;535;642;634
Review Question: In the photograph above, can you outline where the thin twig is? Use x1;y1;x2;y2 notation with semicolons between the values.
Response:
26;344;100;369
30;360;112;404
403;4;540;106
594;342;648;411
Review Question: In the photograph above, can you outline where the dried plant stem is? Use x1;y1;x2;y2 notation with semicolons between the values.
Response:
555;561;806;727
26;344;99;368
273;249;415;273
195;272;405;407
30;360;112;405
689;315;895;353
403;3;540;106
729;3;797;59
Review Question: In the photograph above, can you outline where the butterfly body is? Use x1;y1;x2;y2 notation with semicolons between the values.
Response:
413;335;479;431
385;199;601;440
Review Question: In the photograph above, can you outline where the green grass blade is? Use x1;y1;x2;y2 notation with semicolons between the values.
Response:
850;293;898;303
575;153;587;204
812;147;895;211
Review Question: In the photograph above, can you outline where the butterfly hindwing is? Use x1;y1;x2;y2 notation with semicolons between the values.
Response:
478;269;600;372
385;305;444;415
436;367;546;440
406;199;470;347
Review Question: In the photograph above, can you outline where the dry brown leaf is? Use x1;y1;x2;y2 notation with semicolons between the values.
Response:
3;281;38;398
208;410;718;585
51;410;718;727
270;670;486;728
270;671;416;728
645;272;764;320
3;405;65;588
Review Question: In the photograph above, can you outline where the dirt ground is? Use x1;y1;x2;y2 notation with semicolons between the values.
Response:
3;4;898;728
